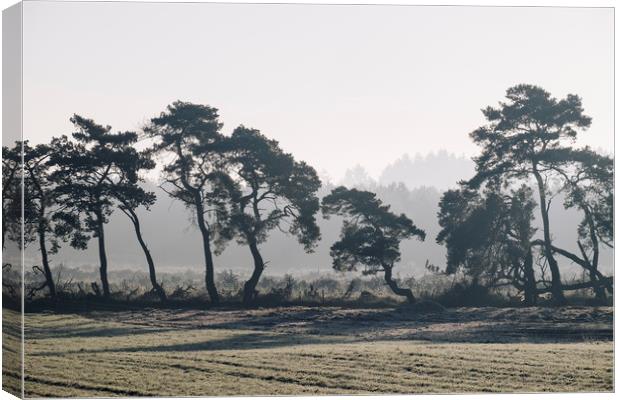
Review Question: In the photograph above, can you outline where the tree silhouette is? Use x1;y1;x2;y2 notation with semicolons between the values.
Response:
50;116;140;298
23;142;60;298
2;143;25;305
220;126;321;305
3;141;87;299
145;101;229;305
104;145;166;302
467;84;592;304
322;186;425;303
2;143;22;249
535;148;613;301
437;185;538;304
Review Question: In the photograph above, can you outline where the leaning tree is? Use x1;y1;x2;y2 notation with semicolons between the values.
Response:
105;147;167;302
50;116;141;298
436;185;538;305
533;148;613;301
467;84;592;304
321;186;425;303
22;141;61;298
219;126;322;306
145;101;230;305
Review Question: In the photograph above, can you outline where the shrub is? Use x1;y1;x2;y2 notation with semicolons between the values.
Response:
433;282;508;307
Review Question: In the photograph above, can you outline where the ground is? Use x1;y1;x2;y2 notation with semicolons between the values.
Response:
2;305;614;397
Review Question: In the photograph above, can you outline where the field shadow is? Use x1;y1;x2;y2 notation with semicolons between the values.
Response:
25;324;179;340
27;305;614;358
31;329;352;357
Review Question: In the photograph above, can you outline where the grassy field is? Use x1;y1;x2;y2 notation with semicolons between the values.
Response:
4;305;614;396
2;308;22;398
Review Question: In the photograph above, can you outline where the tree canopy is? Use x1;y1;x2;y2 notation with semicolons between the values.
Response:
322;186;425;303
466;84;593;304
437;185;538;304
218;126;322;304
145;101;229;305
50;115;144;297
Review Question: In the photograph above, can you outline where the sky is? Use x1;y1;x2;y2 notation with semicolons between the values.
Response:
22;2;614;181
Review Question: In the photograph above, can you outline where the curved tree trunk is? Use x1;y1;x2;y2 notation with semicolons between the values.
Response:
95;210;110;298
195;199;219;305
581;206;606;302
243;240;264;306
533;240;613;295
532;168;566;305
522;247;536;306
589;269;606;301
383;264;416;304
536;277;612;294
2;167;17;250
126;208;166;302
38;211;56;299
176;142;219;305
577;240;606;301
2;216;6;250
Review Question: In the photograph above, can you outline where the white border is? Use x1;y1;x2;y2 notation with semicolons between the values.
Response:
0;1;616;400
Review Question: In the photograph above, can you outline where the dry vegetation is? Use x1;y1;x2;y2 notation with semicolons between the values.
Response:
5;305;612;397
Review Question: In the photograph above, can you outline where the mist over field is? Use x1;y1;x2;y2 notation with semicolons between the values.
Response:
28;151;611;278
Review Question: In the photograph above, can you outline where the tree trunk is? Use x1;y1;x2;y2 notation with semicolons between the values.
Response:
383;264;416;303
127;208;166;302
2;167;17;250
522;247;536;306
2;216;6;250
195;199;219;305
532;239;613;295
95;210;110;298
582;206;606;302
38;211;56;299
589;269;606;301
536;277;612;294
243;240;265;306
532;168;566;305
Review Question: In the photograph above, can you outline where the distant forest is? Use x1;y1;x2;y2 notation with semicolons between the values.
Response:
344;150;475;190
24;160;608;280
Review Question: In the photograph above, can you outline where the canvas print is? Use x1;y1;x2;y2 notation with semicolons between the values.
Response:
1;1;614;398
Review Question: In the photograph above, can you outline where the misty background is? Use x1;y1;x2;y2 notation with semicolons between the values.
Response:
23;151;612;279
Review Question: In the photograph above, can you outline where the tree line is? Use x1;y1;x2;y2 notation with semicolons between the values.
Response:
2;84;613;307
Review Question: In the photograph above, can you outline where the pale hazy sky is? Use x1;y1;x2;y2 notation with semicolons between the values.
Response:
22;2;613;181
